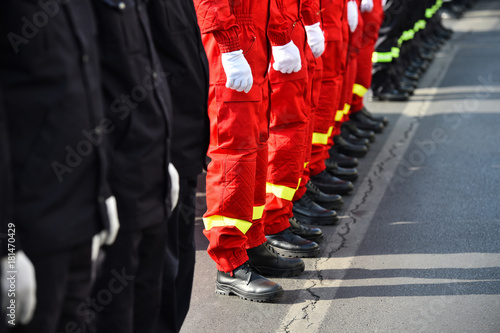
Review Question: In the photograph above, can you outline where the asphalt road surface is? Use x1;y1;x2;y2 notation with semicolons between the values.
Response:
182;1;500;332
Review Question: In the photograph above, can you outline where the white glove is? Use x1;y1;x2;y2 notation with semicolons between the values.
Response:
272;41;302;74
92;196;120;261
347;0;359;33
305;23;325;58
221;50;253;93
168;163;179;212
382;0;387;8
361;0;374;12
2;251;37;325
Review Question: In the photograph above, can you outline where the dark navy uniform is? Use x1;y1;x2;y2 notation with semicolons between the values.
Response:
90;0;173;332
147;0;209;331
0;0;108;331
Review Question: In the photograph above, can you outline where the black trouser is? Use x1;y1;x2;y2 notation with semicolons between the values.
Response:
156;176;198;333
89;222;167;333
11;242;93;333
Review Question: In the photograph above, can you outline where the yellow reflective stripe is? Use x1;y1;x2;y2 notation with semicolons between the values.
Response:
372;52;392;63
266;178;301;201
252;205;265;220
353;84;368;97
203;215;252;234
425;8;433;18
391;47;400;58
304;161;309;168
312;126;333;145
335;110;344;121
343;103;351;115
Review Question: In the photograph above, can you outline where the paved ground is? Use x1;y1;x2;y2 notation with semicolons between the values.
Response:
182;1;500;332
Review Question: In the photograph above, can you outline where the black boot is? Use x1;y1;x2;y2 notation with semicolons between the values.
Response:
292;192;339;225
328;150;359;168
341;121;376;142
310;170;354;195
360;107;389;126
266;228;320;258
341;131;371;147
326;160;358;182
247;242;305;277
289;216;324;243
333;135;368;158
216;262;284;302
349;111;384;133
305;181;344;211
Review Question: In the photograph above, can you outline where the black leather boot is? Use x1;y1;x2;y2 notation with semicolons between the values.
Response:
341;131;371;147
341;121;375;142
333;135;368;158
292;192;339;225
310;170;354;195
328;150;359;168
360;107;389;126
305;180;344;210
266;228;320;258
289;216;323;243
216;262;284;302
247;242;305;277
349;111;384;133
326;160;358;182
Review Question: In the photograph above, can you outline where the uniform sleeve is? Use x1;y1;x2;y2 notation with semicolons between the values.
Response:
268;0;293;46
302;0;321;26
193;0;241;52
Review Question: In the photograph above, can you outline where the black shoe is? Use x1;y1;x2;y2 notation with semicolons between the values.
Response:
289;216;324;243
400;76;419;88
216;263;284;302
326;160;358;182
305;180;344;210
333;135;368;158
349;111;384;134
247;242;305;277
398;82;415;95
266;228;320;258
360;107;389;126
310;170;354;195
341;131;371;147
372;86;409;101
328;150;359;168
418;47;434;61
341;121;375;143
292;192;339;225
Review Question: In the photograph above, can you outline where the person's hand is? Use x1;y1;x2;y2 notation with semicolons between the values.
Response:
92;196;120;261
305;23;325;58
361;0;374;12
347;0;359;33
168;163;179;212
221;50;253;93
1;251;37;325
272;41;302;74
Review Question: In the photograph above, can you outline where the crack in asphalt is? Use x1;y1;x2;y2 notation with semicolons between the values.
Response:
284;107;424;330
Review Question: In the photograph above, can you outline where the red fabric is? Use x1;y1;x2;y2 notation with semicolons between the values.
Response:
196;0;274;272
295;48;322;201
351;0;384;112
264;1;310;235
309;0;346;177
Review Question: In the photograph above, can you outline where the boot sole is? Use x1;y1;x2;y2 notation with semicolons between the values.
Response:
294;211;340;226
215;282;284;302
266;243;320;258
249;262;305;278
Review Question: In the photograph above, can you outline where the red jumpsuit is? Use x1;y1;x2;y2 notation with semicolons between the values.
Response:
309;0;346;177
194;0;291;273
295;0;323;201
351;0;384;112
264;0;320;235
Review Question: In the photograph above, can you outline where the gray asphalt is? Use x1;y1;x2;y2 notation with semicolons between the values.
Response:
182;1;500;332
